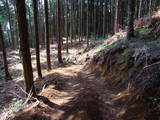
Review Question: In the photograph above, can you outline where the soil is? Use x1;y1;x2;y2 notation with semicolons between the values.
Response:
11;64;147;120
1;28;160;119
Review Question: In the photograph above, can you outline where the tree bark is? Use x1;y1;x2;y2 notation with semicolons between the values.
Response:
13;3;19;47
5;0;15;49
86;0;89;47
94;0;97;40
33;0;42;78
148;0;152;18
15;0;36;96
0;24;12;81
66;0;69;54
70;0;73;45
45;0;51;70
57;0;63;63
114;0;119;33
78;0;81;42
27;5;34;48
138;0;142;20
127;0;135;40
39;0;45;48
111;0;115;34
103;0;106;38
80;0;83;41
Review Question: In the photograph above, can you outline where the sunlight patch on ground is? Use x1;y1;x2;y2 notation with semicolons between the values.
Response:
153;9;160;18
51;65;83;77
40;87;74;106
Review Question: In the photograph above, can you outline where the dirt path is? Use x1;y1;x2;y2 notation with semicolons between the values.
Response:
12;64;146;120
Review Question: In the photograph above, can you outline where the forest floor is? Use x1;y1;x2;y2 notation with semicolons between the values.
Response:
0;37;108;120
0;32;142;120
11;63;146;120
1;9;160;119
0;32;149;120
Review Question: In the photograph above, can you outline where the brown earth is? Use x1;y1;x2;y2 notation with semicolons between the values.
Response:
11;64;148;120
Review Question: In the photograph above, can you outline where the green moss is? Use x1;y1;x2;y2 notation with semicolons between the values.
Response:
137;26;148;32
96;44;111;55
8;100;23;111
134;26;150;39
96;38;126;56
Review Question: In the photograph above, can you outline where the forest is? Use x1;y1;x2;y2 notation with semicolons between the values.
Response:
0;0;160;119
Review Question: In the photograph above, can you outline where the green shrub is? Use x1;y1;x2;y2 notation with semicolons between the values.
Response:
8;100;23;111
96;44;110;55
134;26;150;38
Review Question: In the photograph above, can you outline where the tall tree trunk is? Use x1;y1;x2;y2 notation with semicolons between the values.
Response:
15;0;36;96
135;0;138;19
0;24;12;81
50;0;56;44
45;0;51;70
49;0;53;39
96;0;99;36
103;0;106;38
111;0;115;34
33;0;42;78
127;0;135;40
27;5;34;48
97;0;102;37
7;30;11;46
148;0;152;18
66;0;69;54
70;0;73;46
57;0;63;63
72;1;76;43
12;0;18;47
13;3;19;47
78;0;81;42
94;0;97;40
80;0;83;41
114;0;119;33
5;0;15;49
138;0;142;20
75;2;78;42
39;0;45;48
86;0;89;47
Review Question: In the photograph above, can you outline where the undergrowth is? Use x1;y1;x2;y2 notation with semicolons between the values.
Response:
8;100;23;111
91;22;160;109
134;26;150;39
96;39;125;55
96;44;111;55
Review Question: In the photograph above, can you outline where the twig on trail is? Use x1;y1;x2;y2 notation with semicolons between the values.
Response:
14;83;29;96
11;83;38;106
143;61;160;69
1;86;39;120
42;84;46;92
22;90;33;106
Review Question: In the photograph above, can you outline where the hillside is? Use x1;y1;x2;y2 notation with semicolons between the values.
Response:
0;9;159;120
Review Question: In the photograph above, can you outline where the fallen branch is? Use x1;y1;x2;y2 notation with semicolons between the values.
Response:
143;61;160;69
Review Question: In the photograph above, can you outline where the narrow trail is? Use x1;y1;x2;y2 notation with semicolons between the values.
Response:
13;64;145;120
